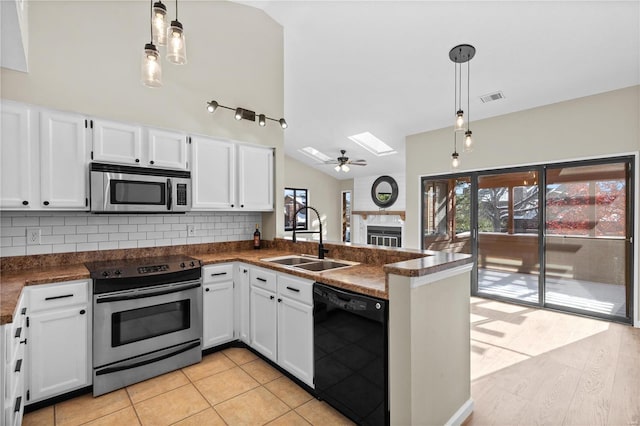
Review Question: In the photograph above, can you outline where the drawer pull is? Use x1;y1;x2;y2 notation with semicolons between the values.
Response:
286;286;300;293
211;272;227;276
14;396;22;413
270;295;275;300
15;359;22;373
205;288;210;292
14;327;22;338
45;294;74;301
80;309;86;315
256;277;267;283
19;339;27;345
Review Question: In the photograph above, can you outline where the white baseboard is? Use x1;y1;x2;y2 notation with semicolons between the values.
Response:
445;398;474;426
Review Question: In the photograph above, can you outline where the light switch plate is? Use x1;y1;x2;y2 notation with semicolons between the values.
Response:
187;224;195;237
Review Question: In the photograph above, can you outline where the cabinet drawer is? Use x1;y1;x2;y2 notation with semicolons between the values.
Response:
250;268;276;293
203;264;234;284
277;274;313;305
28;280;89;312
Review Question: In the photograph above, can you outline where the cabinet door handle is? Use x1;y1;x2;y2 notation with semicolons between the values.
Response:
14;396;22;413
21;307;27;315
243;269;248;273
14;359;22;373
135;158;140;163
19;339;27;345
231;204;234;208
241;204;244;208
211;272;227;276
270;295;275;300
256;277;267;282
22;200;28;206
286;286;300;293
150;160;155;165
14;327;22;338
205;288;210;292
277;298;282;302
43;201;50;206
45;294;73;301
79;309;86;315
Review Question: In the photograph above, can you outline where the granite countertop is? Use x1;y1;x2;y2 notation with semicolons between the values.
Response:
1;245;472;325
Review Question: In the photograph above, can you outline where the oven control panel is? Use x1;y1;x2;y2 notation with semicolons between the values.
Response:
137;264;169;274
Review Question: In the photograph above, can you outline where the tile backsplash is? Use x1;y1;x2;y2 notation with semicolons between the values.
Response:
0;211;261;257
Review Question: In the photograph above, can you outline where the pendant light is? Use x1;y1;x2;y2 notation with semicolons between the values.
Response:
152;1;167;46
142;0;162;87
166;0;187;64
448;44;476;164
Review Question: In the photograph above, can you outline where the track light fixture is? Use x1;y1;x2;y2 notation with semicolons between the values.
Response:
206;100;287;129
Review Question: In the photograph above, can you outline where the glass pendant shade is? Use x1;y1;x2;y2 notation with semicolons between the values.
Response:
141;43;162;87
451;152;460;169
455;110;465;132
464;130;473;152
152;1;167;45
166;20;187;64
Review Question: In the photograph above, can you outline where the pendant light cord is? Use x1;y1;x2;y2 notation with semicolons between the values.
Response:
175;0;178;21
467;60;470;129
149;0;153;43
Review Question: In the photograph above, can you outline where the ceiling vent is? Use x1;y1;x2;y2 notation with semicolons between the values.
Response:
479;91;505;103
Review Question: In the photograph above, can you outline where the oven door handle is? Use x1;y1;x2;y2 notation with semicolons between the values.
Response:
95;340;200;376
96;282;201;304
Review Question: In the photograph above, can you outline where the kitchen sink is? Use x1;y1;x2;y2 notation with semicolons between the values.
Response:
261;255;357;272
264;256;317;266
293;260;352;271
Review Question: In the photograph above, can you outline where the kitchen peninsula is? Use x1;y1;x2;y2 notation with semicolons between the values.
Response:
0;239;473;425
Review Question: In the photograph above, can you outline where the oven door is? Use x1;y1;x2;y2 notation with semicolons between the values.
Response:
93;279;202;368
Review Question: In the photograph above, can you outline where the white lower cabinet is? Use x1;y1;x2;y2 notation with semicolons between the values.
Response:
1;293;27;426
248;267;314;387
203;264;235;349
26;280;91;404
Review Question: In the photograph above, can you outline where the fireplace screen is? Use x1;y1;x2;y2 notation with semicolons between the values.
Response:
367;226;402;248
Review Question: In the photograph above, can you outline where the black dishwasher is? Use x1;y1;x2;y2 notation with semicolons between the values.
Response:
313;283;389;426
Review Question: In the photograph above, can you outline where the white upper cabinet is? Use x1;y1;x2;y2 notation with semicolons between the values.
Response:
191;138;273;211
92;119;142;165
191;136;236;209
0;100;33;208
147;128;188;170
1;101;89;210
238;144;274;211
39;109;89;209
91;119;188;170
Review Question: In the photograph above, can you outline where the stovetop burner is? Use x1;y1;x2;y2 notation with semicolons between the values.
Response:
85;255;201;280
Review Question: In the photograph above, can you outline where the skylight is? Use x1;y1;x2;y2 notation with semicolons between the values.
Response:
347;132;396;156
299;146;332;162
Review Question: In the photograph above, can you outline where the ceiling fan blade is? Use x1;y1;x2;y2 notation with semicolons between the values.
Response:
351;162;367;166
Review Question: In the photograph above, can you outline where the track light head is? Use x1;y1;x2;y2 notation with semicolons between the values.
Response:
207;100;218;113
258;114;266;127
235;108;243;120
279;118;288;129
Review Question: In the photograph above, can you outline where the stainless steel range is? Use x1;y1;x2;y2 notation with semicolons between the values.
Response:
86;255;202;396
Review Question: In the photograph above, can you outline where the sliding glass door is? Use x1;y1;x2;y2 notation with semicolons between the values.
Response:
544;160;632;318
476;169;541;304
421;156;634;323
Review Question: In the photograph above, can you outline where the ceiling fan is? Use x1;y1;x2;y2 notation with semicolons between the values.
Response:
325;150;367;172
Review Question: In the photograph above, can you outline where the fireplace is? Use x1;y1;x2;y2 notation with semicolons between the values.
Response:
367;226;402;248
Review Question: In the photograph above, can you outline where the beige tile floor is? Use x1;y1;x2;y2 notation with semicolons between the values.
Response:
22;347;354;426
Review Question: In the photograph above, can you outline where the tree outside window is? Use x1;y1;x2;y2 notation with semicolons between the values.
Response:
284;188;308;231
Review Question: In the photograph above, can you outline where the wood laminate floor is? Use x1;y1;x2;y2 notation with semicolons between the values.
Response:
466;297;640;426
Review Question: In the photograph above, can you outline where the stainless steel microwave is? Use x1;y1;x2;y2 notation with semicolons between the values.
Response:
90;163;191;213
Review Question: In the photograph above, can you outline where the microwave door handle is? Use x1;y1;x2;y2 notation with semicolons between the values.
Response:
167;178;172;211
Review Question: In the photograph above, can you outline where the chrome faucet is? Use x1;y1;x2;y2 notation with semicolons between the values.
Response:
292;206;329;259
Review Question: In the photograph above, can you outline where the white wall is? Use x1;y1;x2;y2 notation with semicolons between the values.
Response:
284;155;342;242
0;0;285;239
0;211;260;257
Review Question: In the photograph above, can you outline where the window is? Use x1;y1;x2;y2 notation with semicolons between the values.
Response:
284;188;308;231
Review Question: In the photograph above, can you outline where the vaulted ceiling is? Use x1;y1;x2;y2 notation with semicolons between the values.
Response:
238;1;640;179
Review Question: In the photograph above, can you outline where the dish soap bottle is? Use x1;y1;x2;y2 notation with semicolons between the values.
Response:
253;224;261;249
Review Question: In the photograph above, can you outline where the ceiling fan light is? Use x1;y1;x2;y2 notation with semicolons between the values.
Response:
334;165;341;172
342;164;350;173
